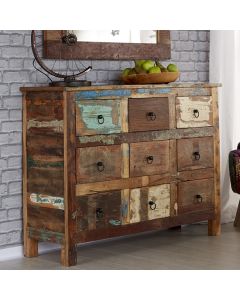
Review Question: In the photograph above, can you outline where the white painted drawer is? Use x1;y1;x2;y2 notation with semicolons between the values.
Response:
176;96;213;128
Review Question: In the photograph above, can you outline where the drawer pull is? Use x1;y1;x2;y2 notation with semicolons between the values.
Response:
96;161;105;172
146;112;156;121
97;114;104;124
193;151;201;160
146;155;154;164
193;109;199;118
195;194;203;203
148;200;157;210
96;208;104;219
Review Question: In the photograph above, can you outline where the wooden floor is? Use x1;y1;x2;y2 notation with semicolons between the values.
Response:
1;223;240;269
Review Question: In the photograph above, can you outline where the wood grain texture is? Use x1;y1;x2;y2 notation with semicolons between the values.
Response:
130;140;170;177
130;184;170;223
76;99;122;136
178;178;214;214
208;88;221;236
177;136;214;171
76;191;122;231
234;200;240;227
62;91;77;266
76;145;123;183
128;97;170;132
43;30;171;60
176;96;213;128
76;174;171;196
73;209;215;244
77;127;215;148
27;205;64;232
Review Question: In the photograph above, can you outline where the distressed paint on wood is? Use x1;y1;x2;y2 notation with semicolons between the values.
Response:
148;184;170;220
27;227;64;244
27;119;64;133
121;189;130;225
76;99;122;135
121;143;129;178
176;96;213;128
75;89;131;100
27;205;64;232
29;193;64;210
130;184;170;223
77;127;215;147
76;191;122;231
76;145;123;183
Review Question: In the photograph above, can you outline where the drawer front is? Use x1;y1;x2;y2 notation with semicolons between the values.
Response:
128;97;169;132
130;184;170;223
176;96;213;128
177;137;214;171
178;178;214;214
76;145;123;183
130;141;170;177
76;99;122;136
76;191;122;231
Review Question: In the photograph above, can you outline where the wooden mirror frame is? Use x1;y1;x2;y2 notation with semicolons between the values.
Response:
43;30;171;60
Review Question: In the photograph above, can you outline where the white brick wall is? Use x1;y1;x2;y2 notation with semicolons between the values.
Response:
0;30;210;248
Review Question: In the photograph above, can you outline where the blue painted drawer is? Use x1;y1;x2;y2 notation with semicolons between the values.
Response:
76;99;122;136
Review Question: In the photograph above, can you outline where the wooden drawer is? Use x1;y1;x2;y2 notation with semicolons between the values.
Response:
177;137;214;171
128;97;170;132
130;184;170;223
130;141;170;177
178;178;214;214
76;99;122;136
76;191;122;231
176;96;213;128
76;145;123;183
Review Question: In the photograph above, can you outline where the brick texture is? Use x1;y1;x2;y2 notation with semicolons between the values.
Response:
0;30;210;249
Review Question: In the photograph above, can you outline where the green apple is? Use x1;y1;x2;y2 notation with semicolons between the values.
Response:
134;60;145;68
122;68;131;76
142;60;155;72
135;65;147;74
128;68;137;75
161;67;168;72
167;63;178;72
148;66;161;74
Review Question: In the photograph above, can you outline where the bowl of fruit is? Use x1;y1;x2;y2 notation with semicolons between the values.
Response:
121;60;180;84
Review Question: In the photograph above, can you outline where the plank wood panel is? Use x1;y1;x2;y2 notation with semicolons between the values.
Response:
130;184;170;223
73;209;215;244
177;136;214;171
128;97;170;132
176;96;213;128
27;205;65;233
76;145;123;183
178;178;214;214
76;99;122;136
76;191;122;231
76;127;215;148
208;87;221;236
130;140;170;177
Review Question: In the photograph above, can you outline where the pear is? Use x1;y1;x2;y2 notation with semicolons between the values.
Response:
128;68;137;75
135;65;147;74
134;60;145;68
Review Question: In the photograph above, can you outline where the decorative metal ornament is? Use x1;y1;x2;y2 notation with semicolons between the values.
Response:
31;30;92;87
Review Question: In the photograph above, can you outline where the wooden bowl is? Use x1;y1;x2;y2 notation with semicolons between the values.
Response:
121;72;180;84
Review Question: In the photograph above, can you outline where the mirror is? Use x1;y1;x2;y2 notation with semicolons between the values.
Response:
43;30;171;60
74;30;157;44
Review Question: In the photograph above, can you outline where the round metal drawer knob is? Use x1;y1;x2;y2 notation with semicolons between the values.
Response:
193;151;201;160
97;161;105;172
146;155;154;164
97;114;104;124
146;112;156;121
193;109;200;118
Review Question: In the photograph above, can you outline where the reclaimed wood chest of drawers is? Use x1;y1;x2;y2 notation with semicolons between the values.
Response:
21;83;221;266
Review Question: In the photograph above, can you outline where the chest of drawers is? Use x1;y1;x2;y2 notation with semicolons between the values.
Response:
21;83;221;266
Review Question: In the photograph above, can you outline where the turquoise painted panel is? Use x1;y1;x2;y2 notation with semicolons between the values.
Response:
137;88;172;95
77;99;121;135
75;89;131;99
